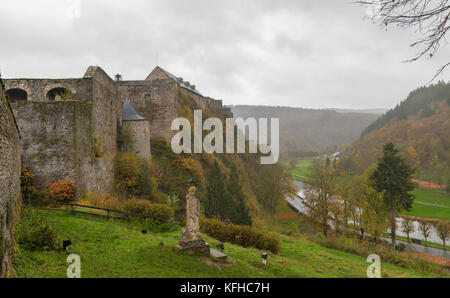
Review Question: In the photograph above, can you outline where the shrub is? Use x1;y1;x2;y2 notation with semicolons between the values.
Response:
200;217;281;254
115;152;162;201
18;209;60;251
121;198;173;223
21;164;36;202
79;192;121;210
117;125;135;153
47;179;77;202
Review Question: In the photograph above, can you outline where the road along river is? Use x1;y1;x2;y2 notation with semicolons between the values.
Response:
286;180;449;259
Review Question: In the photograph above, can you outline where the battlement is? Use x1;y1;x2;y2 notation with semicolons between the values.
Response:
3;65;232;200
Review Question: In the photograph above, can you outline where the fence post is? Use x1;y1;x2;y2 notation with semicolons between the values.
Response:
107;209;110;219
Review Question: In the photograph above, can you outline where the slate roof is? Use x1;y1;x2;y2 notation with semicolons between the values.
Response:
156;66;204;97
122;100;147;121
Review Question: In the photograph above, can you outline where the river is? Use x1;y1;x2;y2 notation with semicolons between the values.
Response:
287;180;449;259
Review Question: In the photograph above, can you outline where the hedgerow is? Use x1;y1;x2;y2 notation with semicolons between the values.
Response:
200;217;281;254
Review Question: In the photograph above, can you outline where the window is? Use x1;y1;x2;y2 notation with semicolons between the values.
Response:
47;87;72;101
5;88;27;102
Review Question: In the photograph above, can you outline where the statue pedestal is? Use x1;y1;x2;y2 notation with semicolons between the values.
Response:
179;227;210;254
179;187;209;255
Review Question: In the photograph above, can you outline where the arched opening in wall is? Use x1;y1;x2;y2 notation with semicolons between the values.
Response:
144;93;152;103
47;87;73;101
5;88;28;102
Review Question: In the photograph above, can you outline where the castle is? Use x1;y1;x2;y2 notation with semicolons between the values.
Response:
3;66;233;199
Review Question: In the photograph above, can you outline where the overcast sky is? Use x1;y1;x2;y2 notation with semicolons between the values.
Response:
0;0;448;109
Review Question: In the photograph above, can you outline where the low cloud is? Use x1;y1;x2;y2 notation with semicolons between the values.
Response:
0;0;447;109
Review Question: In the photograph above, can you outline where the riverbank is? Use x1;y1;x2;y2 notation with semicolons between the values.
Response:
291;180;449;259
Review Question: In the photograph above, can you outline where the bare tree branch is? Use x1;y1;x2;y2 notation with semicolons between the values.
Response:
355;0;450;82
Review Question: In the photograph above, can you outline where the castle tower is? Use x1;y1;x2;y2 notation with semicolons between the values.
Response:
122;100;151;159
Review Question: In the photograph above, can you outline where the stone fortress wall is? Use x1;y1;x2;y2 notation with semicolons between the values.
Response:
0;78;21;277
3;65;233;201
118;79;179;141
4;67;121;199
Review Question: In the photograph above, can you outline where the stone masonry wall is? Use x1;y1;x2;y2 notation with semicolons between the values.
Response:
119;79;179;141
5;79;92;102
82;67;120;195
124;120;151;159
120;78;233;142
0;83;21;278
11;101;95;198
8;66;121;200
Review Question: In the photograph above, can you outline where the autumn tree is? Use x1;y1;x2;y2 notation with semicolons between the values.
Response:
358;0;450;80
114;152;160;201
304;159;335;237
419;221;432;245
47;179;77;202
408;146;420;169
436;221;450;250
333;179;355;234
401;217;415;242
256;164;296;216
350;165;390;241
370;143;415;247
21;164;37;202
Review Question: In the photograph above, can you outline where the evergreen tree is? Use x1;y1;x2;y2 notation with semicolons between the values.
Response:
204;161;228;220
227;165;252;226
370;143;415;248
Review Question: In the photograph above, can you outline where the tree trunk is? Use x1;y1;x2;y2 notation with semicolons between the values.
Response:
323;222;328;237
391;211;396;248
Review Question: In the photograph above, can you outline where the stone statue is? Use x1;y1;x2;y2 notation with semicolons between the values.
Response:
179;187;209;254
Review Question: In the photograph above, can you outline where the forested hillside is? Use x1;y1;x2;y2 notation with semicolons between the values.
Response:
115;91;297;227
231;105;378;154
344;81;450;184
362;81;450;136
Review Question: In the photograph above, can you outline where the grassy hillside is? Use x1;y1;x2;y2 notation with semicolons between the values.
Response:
231;105;378;153
14;209;440;278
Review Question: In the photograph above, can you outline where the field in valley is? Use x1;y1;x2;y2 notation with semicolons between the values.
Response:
403;188;450;221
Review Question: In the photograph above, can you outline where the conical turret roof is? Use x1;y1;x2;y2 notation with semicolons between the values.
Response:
122;100;147;121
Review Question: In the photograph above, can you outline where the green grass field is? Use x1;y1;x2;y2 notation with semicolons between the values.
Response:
289;159;450;221
14;209;440;278
291;159;314;182
403;189;450;221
